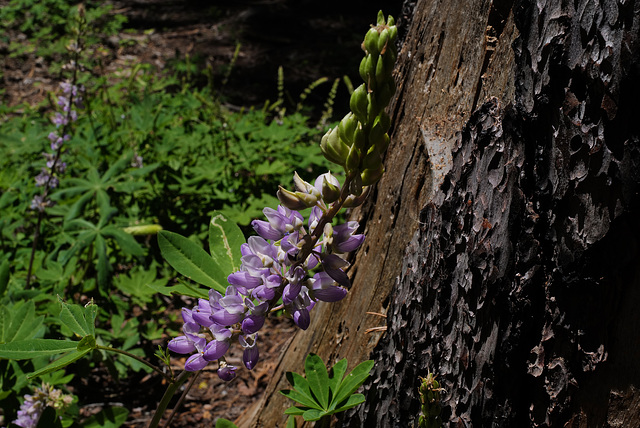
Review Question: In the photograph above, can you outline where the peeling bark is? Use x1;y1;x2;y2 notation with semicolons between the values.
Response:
237;0;640;426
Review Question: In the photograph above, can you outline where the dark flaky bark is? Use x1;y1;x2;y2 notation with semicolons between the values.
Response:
237;0;640;426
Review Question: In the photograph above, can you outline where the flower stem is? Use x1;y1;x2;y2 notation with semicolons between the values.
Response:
148;370;193;428
95;345;172;382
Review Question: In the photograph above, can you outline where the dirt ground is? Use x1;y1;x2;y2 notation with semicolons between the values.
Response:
1;1;404;425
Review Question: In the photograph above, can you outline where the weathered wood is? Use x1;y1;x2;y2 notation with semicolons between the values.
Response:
237;0;640;426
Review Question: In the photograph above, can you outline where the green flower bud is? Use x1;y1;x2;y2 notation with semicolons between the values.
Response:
277;186;309;211
377;28;390;55
361;162;384;186
338;112;358;147
342;185;370;208
349;172;364;196
364;27;380;56
293;171;320;198
321;127;349;166
365;54;378;91
377;10;386;26
346;144;361;172
350;84;369;123
376;81;396;109
376;52;392;85
353;122;366;151
359;56;368;84
366;92;380;124
369;112;391;148
321;175;341;203
295;191;319;207
363;145;382;169
388;24;398;44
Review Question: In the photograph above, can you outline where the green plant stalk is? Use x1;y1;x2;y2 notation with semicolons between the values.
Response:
162;369;201;428
26;37;82;289
148;370;193;428
96;345;171;382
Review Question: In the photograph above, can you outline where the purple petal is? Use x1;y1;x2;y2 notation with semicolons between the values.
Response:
217;364;237;381
334;234;365;253
252;219;283;240
293;307;310;330
185;353;209;371
167;336;196;354
242;315;265;334
203;339;230;361
228;271;262;289
243;345;259;370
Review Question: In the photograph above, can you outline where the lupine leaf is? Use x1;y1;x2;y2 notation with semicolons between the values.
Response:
58;297;97;337
331;393;366;414
305;353;330;409
208;211;244;274
1;301;42;343
214;418;239;428
287;371;313;399
101;226;145;257
332;360;374;406
283;406;307;416
302;408;326;422
0;258;9;296
286;415;297;428
158;230;227;293
28;348;91;379
280;389;321;410
0;339;78;359
327;358;348;400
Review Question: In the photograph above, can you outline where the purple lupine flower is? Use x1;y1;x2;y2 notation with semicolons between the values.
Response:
309;271;348;302
202;326;232;361
239;333;259;370
184;338;210;371
321;254;351;288
331;221;365;253
191;298;214;328
11;384;73;428
210;286;246;325
217;361;237;381
241;300;268;334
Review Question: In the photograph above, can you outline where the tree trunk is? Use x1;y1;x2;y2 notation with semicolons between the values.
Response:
236;0;640;426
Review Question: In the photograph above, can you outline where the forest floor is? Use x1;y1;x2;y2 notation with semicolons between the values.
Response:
1;0;404;425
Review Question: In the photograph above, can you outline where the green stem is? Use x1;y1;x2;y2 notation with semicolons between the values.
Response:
148;370;193;428
316;414;332;428
96;345;171;382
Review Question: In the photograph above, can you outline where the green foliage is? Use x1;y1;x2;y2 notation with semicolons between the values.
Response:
418;373;444;428
280;354;374;422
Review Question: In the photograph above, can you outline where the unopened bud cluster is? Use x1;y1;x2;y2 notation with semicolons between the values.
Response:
9;383;73;428
418;373;443;428
321;11;397;192
169;173;364;381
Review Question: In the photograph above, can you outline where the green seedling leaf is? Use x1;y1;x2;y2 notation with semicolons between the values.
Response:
0;339;78;359
328;358;348;398
28;348;91;379
146;280;209;300
280;388;321;410
77;334;97;351
287;371;313;400
0;259;9;296
214;418;239;428
208;211;245;274
82;406;129;428
302;408;326;422
58;297;97;337
332;360;374;407
305;353;330;409
1;301;43;343
332;393;366;414
158;230;227;293
284;406;307;416
286;415;296;428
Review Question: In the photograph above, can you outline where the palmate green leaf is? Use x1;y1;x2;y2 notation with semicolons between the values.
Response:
27;348;91;379
305;353;330;409
331;360;374;408
283;406;307;416
158;230;227;294
208;211;244;274
146;280;209;300
328;358;348;399
280;388;320;410
0;339;78;359
214;418;239;428
302;408;326;422
0;301;43;343
0;258;9;296
331;393;366;414
58;297;97;337
101;226;145;257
